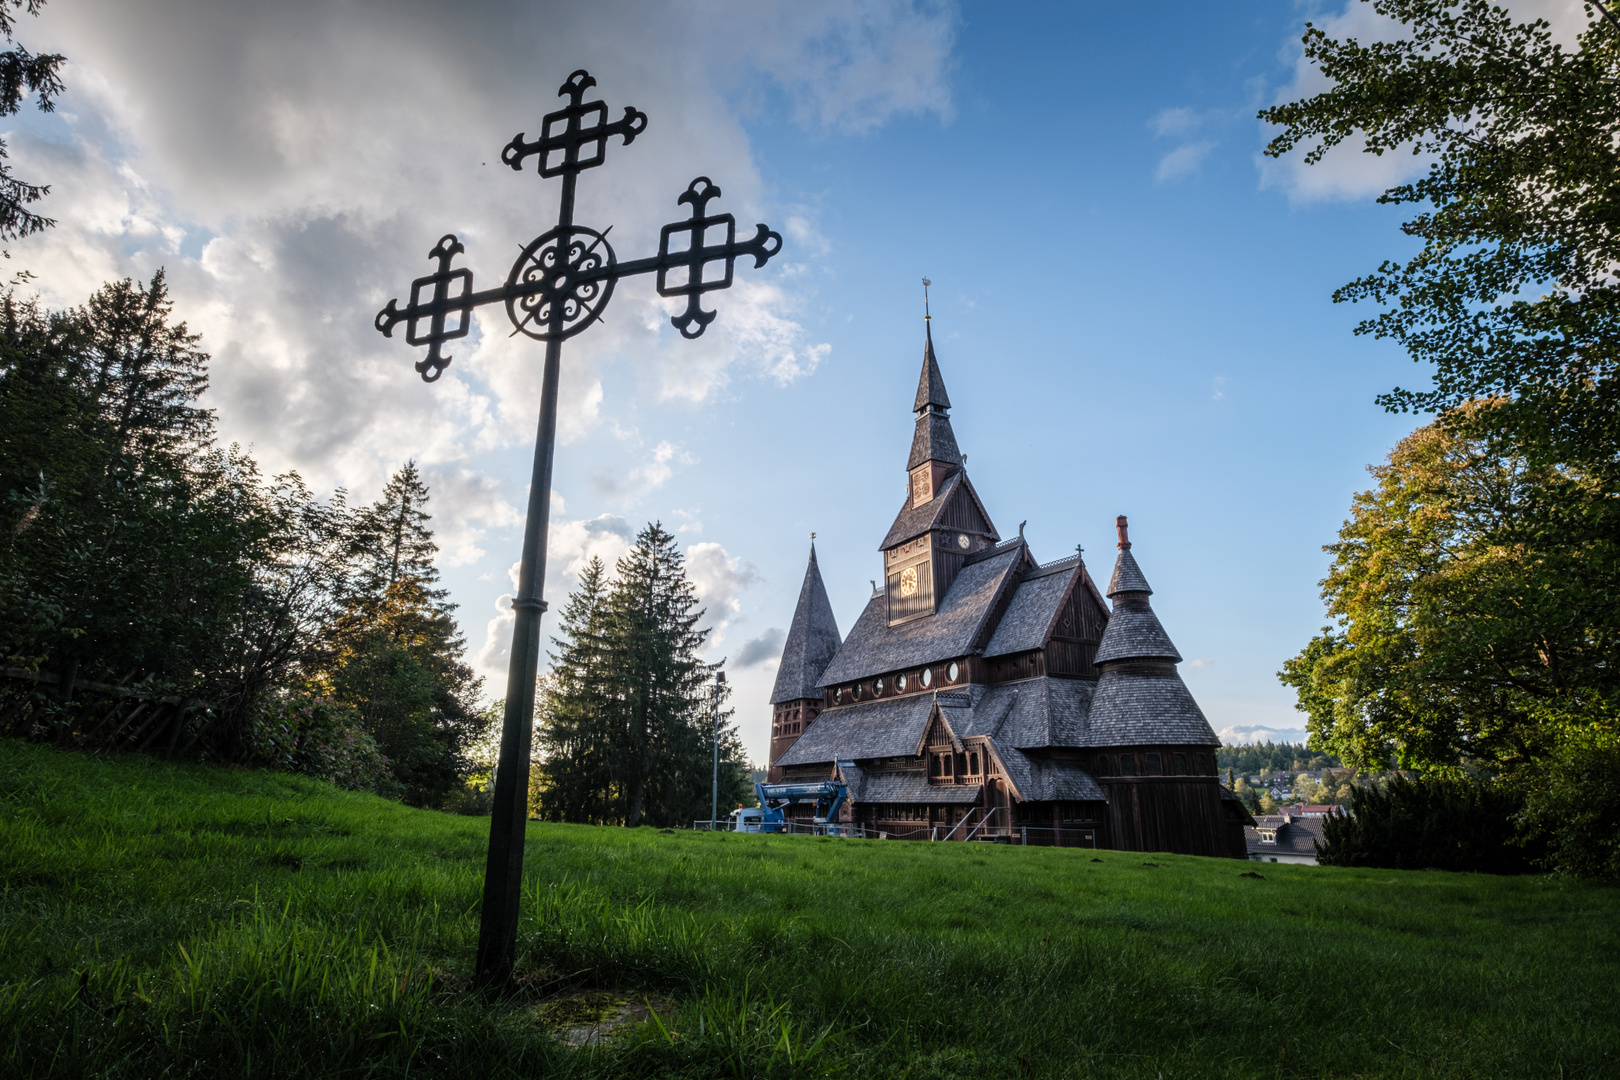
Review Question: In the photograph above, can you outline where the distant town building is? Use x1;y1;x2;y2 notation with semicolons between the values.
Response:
767;319;1253;856
1246;814;1327;865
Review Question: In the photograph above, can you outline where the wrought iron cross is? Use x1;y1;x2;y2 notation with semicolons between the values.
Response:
373;69;782;986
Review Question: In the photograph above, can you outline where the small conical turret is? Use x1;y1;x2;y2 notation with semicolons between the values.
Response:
1107;514;1153;597
770;542;843;704
1095;517;1181;665
1087;517;1216;747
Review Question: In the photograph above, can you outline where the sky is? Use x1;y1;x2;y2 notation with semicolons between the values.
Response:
5;0;1594;764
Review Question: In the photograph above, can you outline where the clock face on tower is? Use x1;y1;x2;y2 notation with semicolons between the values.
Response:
899;565;919;597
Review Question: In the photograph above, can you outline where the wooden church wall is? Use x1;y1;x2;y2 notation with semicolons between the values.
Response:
1100;778;1234;857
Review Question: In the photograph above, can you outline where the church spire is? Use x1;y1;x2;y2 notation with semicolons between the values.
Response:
770;540;843;704
907;280;961;473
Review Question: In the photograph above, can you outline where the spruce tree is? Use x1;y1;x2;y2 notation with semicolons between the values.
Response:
313;463;485;805
534;557;617;823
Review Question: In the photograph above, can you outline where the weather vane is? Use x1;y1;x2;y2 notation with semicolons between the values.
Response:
373;68;783;986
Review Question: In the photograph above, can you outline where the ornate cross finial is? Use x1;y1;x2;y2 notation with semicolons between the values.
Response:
371;68;786;988
922;276;931;321
376;70;782;378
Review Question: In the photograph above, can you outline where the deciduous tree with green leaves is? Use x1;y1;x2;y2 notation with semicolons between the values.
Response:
1266;1;1620;874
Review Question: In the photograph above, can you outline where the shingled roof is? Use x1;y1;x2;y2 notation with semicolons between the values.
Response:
770;544;843;704
990;746;1106;803
774;693;935;766
1086;670;1217;746
880;469;998;550
1094;608;1181;664
839;763;981;805
913;323;951;412
1107;550;1152;597
816;545;1024;685
983;558;1080;658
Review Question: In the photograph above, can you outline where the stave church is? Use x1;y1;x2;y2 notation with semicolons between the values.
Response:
766;316;1253;857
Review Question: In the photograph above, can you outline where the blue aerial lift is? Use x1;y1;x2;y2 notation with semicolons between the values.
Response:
754;779;848;836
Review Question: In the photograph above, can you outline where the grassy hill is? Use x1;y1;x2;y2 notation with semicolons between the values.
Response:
2;740;1616;1079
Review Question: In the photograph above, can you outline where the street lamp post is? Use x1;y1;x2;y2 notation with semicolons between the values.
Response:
711;670;726;830
374;69;781;986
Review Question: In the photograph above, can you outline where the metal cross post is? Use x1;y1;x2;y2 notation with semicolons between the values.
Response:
375;69;782;986
710;670;725;830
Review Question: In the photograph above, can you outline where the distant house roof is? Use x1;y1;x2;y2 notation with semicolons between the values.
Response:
1245;815;1327;859
817;545;1024;686
769;545;843;704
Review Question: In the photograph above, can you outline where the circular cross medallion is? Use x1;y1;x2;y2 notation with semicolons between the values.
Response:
506;225;617;342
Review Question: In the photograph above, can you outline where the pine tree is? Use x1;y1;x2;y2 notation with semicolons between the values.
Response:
313;463;485;806
80;271;213;465
352;460;440;598
534;557;618;823
0;1;65;247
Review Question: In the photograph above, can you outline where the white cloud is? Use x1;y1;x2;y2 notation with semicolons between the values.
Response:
685;540;761;649
9;0;944;505
1155;140;1216;183
1185;657;1215;670
1209;376;1227;402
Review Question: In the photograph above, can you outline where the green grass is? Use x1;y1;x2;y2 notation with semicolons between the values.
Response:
2;739;1616;1079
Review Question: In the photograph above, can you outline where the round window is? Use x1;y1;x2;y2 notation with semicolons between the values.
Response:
957;534;969;549
852;683;862;701
874;678;884;696
920;667;933;688
897;673;908;692
947;662;959;682
834;687;842;703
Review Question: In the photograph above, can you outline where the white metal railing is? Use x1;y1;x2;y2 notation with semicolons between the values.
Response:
691;818;875;838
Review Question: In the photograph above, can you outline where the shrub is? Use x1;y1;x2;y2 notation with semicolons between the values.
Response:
1518;734;1620;881
1318;774;1543;874
248;694;396;796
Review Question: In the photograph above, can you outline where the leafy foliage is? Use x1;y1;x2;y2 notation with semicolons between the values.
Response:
1318;773;1542;874
1279;413;1618;771
1260;0;1620;469
246;693;394;795
536;526;751;827
1266;1;1620;876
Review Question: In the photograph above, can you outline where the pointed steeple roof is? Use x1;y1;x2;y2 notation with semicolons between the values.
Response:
770;543;843;704
906;318;962;470
914;323;952;412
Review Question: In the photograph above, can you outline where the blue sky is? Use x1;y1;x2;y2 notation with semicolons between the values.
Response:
9;1;1583;762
